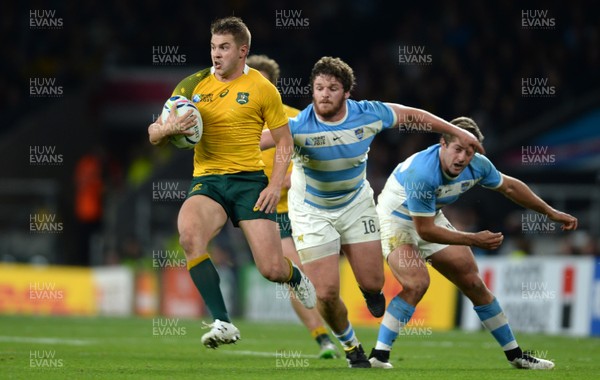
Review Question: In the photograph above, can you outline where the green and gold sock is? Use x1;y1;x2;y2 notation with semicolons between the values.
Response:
284;257;302;287
311;326;332;346
187;254;230;322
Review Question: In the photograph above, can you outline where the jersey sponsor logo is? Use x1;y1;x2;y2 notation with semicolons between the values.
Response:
354;128;364;140
332;136;342;141
192;93;213;103
236;92;250;104
436;181;474;198
219;89;229;98
191;183;203;193
305;136;326;146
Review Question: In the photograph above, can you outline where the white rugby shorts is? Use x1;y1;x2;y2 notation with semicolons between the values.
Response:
377;206;455;260
288;184;380;263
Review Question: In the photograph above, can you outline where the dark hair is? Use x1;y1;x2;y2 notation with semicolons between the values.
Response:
246;54;280;84
210;16;251;50
442;116;485;144
309;56;355;93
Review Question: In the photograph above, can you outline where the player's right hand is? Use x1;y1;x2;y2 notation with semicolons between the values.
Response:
164;108;196;136
457;129;485;155
148;109;195;145
548;210;578;231
472;230;504;250
254;184;281;214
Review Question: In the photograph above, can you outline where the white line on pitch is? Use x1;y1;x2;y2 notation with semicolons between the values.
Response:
0;336;93;346
221;350;319;359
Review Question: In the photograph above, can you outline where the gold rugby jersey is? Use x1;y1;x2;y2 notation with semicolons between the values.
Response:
172;65;288;176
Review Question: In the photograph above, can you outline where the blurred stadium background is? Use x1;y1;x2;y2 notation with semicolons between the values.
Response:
1;0;599;339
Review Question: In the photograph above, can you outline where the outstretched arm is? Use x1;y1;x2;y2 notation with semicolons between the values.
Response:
385;103;485;154
412;215;504;250
495;174;578;231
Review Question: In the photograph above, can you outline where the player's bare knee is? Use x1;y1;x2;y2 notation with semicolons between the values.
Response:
460;273;488;295
178;231;195;255
256;260;287;282
316;286;339;304
178;229;207;258
403;275;430;300
414;277;430;299
257;267;280;282
357;276;384;294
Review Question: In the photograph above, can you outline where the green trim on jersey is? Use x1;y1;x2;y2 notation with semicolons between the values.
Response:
172;68;211;98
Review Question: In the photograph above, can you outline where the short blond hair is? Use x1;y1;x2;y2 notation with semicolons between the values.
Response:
210;16;251;51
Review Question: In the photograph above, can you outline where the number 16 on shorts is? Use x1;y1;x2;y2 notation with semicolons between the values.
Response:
361;218;379;234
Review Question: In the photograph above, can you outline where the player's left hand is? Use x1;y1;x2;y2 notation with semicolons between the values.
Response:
255;184;281;213
548;210;578;231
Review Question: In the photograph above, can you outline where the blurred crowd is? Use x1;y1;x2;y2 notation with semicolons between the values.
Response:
1;0;598;265
4;1;598;134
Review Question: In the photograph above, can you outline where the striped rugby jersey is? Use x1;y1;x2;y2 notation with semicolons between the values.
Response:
289;99;397;209
378;144;503;220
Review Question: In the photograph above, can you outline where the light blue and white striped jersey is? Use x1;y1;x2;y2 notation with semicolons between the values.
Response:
378;144;503;219
289;99;397;209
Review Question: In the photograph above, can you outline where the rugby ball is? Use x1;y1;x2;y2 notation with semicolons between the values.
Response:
161;95;202;149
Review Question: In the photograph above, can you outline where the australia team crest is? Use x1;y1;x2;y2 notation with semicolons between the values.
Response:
236;92;249;104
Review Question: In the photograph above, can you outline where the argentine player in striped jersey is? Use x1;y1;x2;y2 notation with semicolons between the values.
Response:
370;117;577;369
263;57;483;368
248;54;339;359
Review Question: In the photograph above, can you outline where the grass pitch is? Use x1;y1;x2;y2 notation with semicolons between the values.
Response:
0;315;598;379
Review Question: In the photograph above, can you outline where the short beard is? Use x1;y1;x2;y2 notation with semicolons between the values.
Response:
314;100;344;120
